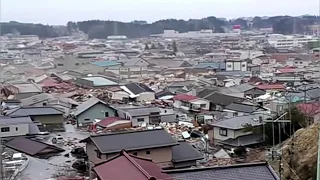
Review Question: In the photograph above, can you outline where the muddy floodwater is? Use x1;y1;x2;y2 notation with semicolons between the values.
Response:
20;124;90;180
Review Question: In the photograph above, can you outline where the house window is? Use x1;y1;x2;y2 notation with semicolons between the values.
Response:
105;112;109;117
227;65;232;68
242;64;246;67
300;62;303;64
137;118;145;122
84;118;90;121
295;61;298;64
233;112;238;116
146;151;151;155
1;127;10;132
219;128;227;136
16;127;18;131
133;152;138;156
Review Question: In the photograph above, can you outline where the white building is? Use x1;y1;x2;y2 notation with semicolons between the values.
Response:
0;116;39;138
268;35;318;49
226;60;247;71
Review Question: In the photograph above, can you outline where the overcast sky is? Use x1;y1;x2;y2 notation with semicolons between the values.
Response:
1;0;318;25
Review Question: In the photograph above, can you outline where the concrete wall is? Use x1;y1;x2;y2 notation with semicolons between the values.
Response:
77;103;116;125
0;124;29;138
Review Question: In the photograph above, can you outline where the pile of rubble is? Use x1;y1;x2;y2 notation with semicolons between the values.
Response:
281;122;319;180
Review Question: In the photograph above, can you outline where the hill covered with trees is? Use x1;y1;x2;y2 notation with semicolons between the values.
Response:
1;15;320;39
67;15;320;39
0;21;69;38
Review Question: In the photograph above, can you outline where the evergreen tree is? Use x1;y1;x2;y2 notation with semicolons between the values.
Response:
172;41;178;53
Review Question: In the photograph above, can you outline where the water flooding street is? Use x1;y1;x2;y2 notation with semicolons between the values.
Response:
20;124;90;180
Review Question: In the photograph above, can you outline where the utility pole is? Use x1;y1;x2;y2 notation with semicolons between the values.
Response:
0;137;4;180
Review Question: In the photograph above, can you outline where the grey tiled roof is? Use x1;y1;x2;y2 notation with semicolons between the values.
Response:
6;107;63;116
211;115;262;130
73;97;108;116
172;141;203;163
166;162;279;180
224;102;263;113
82;129;178;154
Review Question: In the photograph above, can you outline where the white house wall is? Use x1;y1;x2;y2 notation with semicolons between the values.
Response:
0;124;29;138
131;115;150;127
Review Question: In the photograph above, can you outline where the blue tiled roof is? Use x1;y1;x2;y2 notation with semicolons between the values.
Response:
193;62;226;69
91;61;120;67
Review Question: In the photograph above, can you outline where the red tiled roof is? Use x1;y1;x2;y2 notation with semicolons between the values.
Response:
277;67;296;73
94;151;172;180
256;84;285;90
297;103;320;115
97;117;122;127
173;94;198;101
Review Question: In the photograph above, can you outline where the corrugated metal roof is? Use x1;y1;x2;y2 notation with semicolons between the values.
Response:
73;97;108;116
82;77;118;86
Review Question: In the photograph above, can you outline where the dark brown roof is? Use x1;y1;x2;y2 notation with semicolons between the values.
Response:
94;150;172;180
5;137;64;156
81;129;178;154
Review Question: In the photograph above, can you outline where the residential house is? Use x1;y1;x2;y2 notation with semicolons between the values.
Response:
256;84;285;93
5;137;64;157
117;106;161;126
0;116;40;138
81;129;202;170
87;61;121;73
93;150;173;180
4;83;42;99
5;107;64;132
116;58;150;79
286;57;310;67
192;62;226;71
76;76;118;88
80;129;179;168
197;91;245;111
225;59;247;71
164;162;279;180
228;84;266;98
20;93;79;115
95;117;132;131
208;115;263;148
173;94;210;112
105;86;130;101
223;102;269;118
171;141;203;169
166;81;197;94
121;83;155;102
73;97;117;127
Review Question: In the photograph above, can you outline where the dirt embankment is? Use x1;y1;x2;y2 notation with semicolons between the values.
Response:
281;122;319;180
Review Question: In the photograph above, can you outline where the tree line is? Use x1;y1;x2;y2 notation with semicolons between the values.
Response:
1;16;320;39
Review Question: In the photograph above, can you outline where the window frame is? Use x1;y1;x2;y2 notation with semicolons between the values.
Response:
219;128;227;136
1;127;10;132
137;118;145;122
